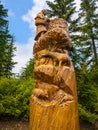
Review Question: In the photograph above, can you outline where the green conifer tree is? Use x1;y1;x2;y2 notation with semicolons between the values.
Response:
46;0;81;67
78;0;98;65
21;58;34;79
0;2;16;77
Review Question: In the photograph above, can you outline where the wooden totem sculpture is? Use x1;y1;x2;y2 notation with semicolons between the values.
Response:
30;10;80;130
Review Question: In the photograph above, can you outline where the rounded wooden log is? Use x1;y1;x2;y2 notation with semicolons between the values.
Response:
30;97;79;130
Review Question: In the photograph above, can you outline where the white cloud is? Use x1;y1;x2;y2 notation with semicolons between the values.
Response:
13;0;50;74
22;0;45;29
22;0;54;29
12;37;34;74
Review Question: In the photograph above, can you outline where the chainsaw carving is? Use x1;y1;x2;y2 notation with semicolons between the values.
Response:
35;9;47;41
30;10;80;130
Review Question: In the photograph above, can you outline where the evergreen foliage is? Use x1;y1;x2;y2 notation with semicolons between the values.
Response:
46;0;76;21
76;64;98;123
78;0;98;65
0;1;16;77
46;0;81;67
0;77;34;119
21;58;34;79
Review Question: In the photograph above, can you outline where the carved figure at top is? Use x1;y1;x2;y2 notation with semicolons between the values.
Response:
35;9;47;41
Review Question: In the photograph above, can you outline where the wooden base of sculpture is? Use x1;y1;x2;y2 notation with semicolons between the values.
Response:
30;67;79;130
30;99;79;130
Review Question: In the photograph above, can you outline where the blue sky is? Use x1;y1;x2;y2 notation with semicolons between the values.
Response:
2;0;33;43
1;0;81;74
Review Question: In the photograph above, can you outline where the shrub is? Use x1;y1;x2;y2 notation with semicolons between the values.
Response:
0;77;34;119
79;104;98;124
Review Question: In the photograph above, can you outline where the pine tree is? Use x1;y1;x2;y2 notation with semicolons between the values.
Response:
46;0;75;18
78;0;98;65
46;0;81;67
0;2;16;77
76;0;98;123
